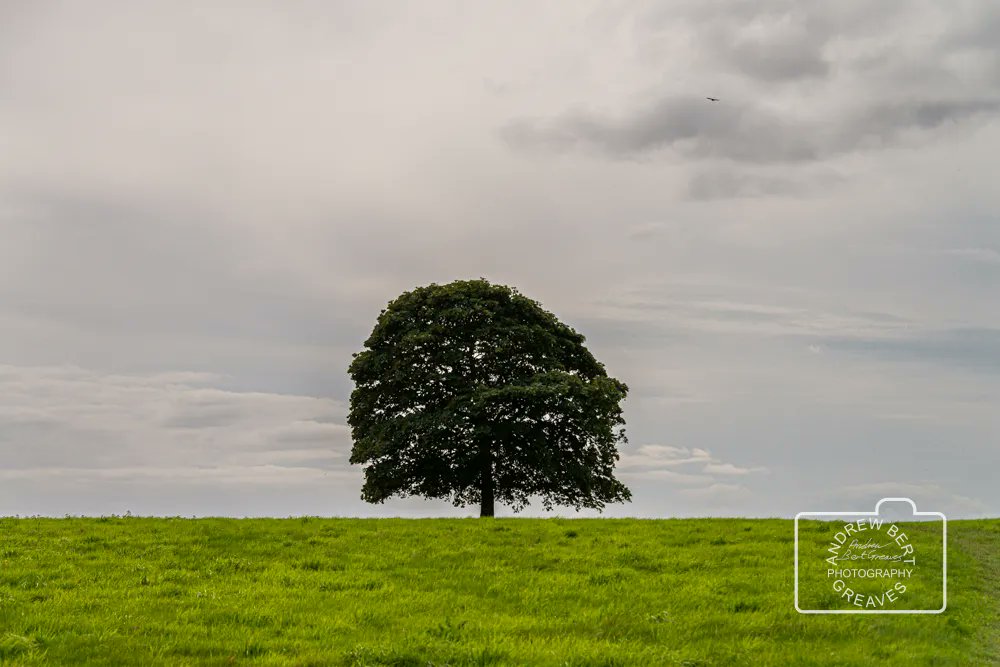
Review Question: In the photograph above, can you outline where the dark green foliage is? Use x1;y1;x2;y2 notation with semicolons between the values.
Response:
348;279;631;516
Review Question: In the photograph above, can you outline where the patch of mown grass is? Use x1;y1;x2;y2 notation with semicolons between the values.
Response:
0;517;995;665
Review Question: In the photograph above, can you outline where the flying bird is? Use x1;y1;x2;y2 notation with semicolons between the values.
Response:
706;97;719;102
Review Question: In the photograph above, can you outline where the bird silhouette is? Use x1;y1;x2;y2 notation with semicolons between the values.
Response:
706;97;719;102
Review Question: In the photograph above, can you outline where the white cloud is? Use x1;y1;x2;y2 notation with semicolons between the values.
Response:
618;444;768;490
618;444;713;469
702;462;768;476
677;483;750;505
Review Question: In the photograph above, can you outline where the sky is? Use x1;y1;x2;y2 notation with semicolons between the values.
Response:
1;1;998;518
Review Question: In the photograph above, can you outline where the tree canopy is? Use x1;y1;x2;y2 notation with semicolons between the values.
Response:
347;279;631;517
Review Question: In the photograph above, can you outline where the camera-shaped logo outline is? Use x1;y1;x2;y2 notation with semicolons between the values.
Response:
794;497;947;614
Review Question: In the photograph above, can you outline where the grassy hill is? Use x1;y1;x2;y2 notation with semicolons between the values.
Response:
0;517;997;665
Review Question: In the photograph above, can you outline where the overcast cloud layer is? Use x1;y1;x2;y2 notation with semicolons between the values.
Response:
2;1;998;518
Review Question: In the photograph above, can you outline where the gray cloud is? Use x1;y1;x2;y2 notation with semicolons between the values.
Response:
686;168;838;200
635;0;998;86
2;193;373;348
500;97;816;163
589;290;916;340
0;365;350;474
680;2;836;82
726;32;829;82
500;0;1000;202
591;285;1000;377
941;247;1000;263
501;96;1000;164
817;482;991;519
1;2;998;518
821;327;1000;374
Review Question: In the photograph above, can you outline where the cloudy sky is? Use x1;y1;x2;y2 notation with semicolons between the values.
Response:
2;1;997;518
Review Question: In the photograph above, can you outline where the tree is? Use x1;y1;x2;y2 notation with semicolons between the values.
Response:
347;279;631;517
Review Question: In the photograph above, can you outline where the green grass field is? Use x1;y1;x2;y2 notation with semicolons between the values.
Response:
1;517;997;665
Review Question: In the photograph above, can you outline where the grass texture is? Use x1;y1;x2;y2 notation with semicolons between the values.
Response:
0;517;997;665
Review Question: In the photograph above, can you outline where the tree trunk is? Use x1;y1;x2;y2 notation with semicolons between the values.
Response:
480;449;494;518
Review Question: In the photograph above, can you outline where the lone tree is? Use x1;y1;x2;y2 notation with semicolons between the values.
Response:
348;279;631;517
